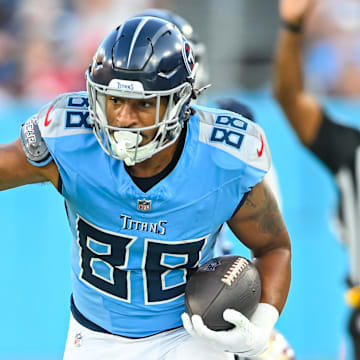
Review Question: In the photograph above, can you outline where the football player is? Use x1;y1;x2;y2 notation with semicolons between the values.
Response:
0;16;291;359
273;0;360;358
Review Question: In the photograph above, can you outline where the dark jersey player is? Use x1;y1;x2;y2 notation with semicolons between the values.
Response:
273;0;360;358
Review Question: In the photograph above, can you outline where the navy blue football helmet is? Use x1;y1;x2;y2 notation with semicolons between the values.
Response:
86;16;196;165
136;9;209;89
215;98;255;122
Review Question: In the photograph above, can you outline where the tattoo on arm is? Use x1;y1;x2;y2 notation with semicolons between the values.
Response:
245;196;256;208
246;185;284;236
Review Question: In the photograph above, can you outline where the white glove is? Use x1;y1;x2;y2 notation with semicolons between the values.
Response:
181;303;279;357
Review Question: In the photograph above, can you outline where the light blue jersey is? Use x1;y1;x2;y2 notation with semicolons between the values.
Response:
27;92;271;337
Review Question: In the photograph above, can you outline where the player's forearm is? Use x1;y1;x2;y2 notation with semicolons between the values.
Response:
228;180;291;313
253;244;291;314
0;143;24;190
0;141;49;190
273;26;323;146
273;29;304;106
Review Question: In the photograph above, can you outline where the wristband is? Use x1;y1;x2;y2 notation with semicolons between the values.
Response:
250;303;279;333
281;19;302;33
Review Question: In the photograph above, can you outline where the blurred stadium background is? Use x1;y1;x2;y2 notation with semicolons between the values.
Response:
1;0;360;359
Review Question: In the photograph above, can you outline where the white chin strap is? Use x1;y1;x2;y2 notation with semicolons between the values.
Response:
111;131;158;166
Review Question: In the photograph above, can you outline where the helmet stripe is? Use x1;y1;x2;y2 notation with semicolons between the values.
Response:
148;23;172;47
127;18;150;68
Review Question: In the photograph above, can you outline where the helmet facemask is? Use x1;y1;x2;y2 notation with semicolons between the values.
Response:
86;16;198;165
86;73;194;166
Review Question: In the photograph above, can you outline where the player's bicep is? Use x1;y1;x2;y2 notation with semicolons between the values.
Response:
227;180;290;256
0;139;54;190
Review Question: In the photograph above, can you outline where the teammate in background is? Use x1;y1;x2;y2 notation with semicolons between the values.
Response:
135;9;294;360
0;16;291;359
273;0;360;358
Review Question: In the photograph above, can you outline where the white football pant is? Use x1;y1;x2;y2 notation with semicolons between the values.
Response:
63;314;235;360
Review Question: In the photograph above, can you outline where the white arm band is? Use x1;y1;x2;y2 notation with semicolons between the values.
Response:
250;303;279;333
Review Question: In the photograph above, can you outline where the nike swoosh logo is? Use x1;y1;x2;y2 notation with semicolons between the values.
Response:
44;105;54;127
257;134;264;157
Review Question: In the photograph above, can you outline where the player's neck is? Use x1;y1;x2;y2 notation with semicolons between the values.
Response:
126;138;180;178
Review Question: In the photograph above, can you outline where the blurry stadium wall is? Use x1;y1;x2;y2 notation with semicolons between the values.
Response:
0;92;354;360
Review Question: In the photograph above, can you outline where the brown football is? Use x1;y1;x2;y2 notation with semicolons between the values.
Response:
185;255;261;330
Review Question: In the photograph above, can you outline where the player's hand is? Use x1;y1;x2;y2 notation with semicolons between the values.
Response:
280;0;314;24
181;303;279;356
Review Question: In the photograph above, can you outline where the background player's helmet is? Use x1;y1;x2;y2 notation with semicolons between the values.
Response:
86;16;196;165
136;8;209;89
215;98;255;122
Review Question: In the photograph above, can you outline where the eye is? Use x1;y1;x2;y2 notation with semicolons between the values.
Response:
110;97;123;105
139;100;155;108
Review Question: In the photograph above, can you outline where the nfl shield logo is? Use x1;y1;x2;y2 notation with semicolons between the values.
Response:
137;199;151;211
74;332;82;347
200;258;221;272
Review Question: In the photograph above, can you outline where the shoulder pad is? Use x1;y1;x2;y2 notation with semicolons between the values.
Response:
20;115;52;167
194;106;271;173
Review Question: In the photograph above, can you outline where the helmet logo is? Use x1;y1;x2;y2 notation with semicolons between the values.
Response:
182;41;195;75
108;79;145;93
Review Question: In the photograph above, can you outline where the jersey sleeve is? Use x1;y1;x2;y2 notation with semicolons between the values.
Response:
310;111;360;174
20;92;93;176
196;105;271;192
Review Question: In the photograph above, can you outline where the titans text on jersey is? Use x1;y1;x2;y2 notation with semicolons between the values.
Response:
120;214;167;235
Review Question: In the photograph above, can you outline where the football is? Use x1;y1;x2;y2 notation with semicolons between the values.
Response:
185;255;261;331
